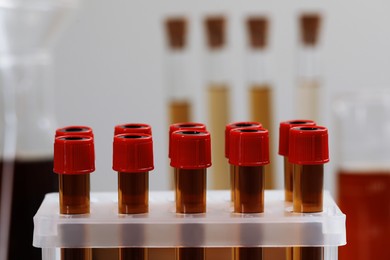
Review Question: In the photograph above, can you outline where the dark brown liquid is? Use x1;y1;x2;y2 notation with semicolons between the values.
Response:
59;174;90;215
234;247;263;260
118;172;148;259
234;166;264;213
59;173;91;260
118;172;148;214
338;170;390;260
284;157;293;202
293;247;323;260
293;164;323;213
0;160;58;260
176;248;205;260
175;168;206;214
120;248;147;260
61;248;92;260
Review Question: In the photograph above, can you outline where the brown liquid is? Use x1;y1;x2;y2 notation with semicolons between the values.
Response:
293;164;323;213
249;85;274;189
284;157;293;202
59;173;91;260
338;170;390;260
293;164;323;260
59;174;90;215
61;248;92;260
176;248;205;260
234;166;264;213
234;247;263;260
118;172;149;259
175;168;206;214
293;247;323;260
118;172;148;214
0;160;58;260
169;100;191;125
208;85;230;189
120;248;148;260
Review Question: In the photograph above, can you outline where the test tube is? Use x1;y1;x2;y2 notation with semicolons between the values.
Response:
229;128;269;259
278;120;316;202
296;14;322;121
225;122;262;201
170;130;211;260
113;133;154;260
53;135;95;260
55;126;94;138
289;126;329;260
246;16;275;190
204;16;230;190
114;123;152;136
165;17;192;124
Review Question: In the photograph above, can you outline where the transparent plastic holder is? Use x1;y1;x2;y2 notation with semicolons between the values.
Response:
34;190;345;259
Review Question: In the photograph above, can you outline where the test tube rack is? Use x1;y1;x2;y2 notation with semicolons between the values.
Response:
33;190;346;260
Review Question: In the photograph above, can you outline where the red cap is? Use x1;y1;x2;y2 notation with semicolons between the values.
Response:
169;122;207;158
289;126;329;165
113;133;154;173
225;122;263;159
54;136;95;174
114;123;152;136
170;130;211;169
55;126;94;138
278;120;316;156
229;128;269;166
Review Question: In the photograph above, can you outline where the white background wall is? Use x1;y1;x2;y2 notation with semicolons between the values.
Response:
53;0;390;194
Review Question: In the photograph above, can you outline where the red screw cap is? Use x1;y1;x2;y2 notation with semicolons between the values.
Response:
114;123;152;136
55;126;94;138
229;128;270;166
54;136;95;174
278;120;316;156
169;122;207;158
170;130;211;169
113;133;154;173
225;122;263;159
289;126;329;165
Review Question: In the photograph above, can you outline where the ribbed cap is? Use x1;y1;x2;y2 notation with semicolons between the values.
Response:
300;13;321;46
204;16;226;49
278;120;316;156
170;130;211;169
54;136;95;174
247;17;268;49
169;122;207;158
114;123;152;136
289;126;329;165
165;17;187;50
55;126;94;138
229;128;269;166
225;122;263;159
113;133;154;173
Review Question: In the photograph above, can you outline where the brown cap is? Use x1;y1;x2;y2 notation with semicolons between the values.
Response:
204;16;226;49
165;17;187;49
300;13;321;46
247;17;268;49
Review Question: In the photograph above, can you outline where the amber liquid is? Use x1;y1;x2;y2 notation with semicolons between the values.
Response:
59;174;91;260
230;164;235;202
293;164;323;260
175;168;206;260
234;166;264;260
338;170;390;260
0;160;58;260
293;164;323;213
250;85;274;189
169;100;191;124
234;247;263;260
208;84;230;189
118;172;148;260
234;166;264;213
175;168;206;214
